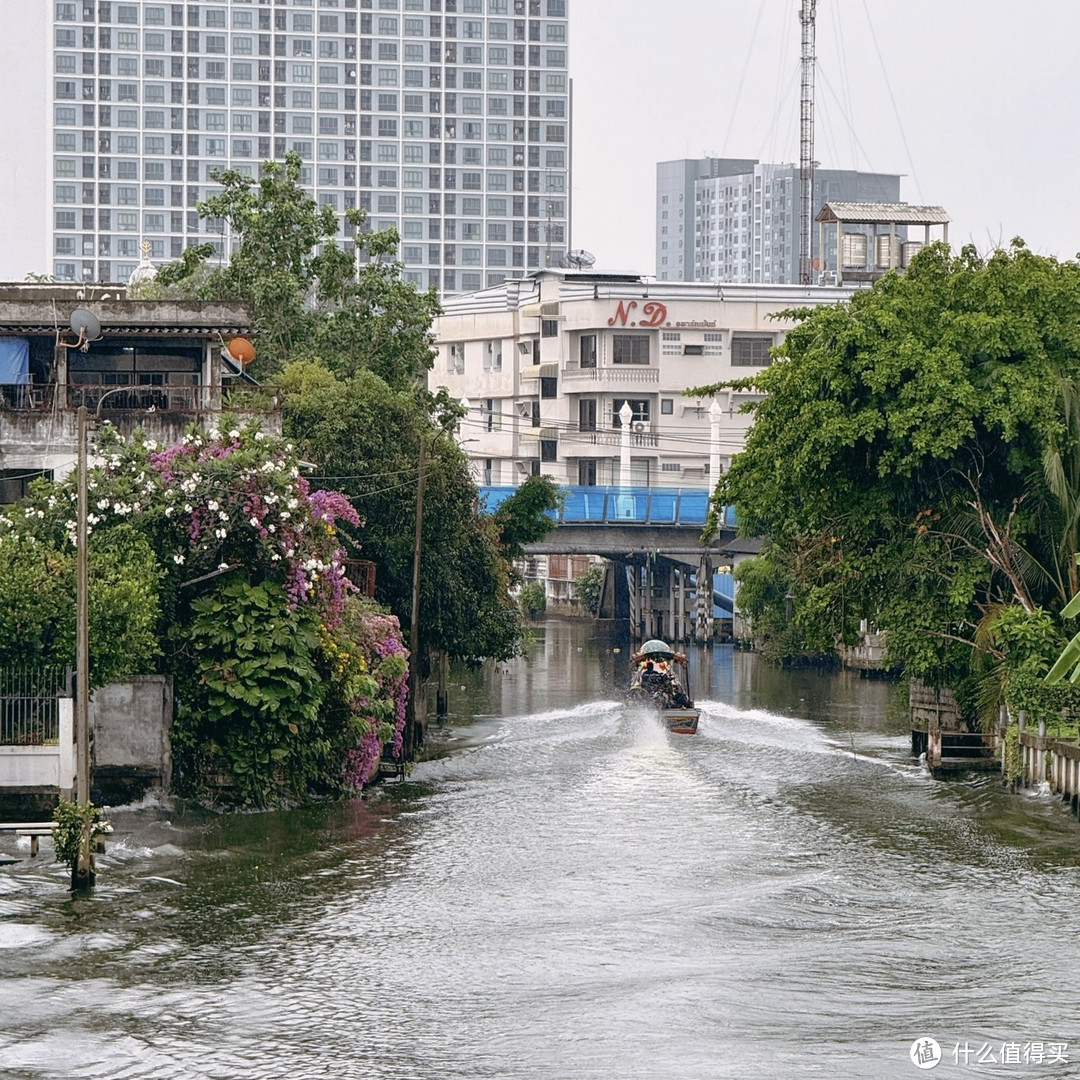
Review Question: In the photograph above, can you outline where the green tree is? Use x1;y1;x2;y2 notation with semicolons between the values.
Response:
493;475;561;563
696;242;1080;684
574;564;605;616
156;151;440;386
157;153;537;672
0;519;159;688
279;364;527;664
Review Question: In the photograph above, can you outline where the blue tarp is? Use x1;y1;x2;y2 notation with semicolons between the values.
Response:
0;338;30;385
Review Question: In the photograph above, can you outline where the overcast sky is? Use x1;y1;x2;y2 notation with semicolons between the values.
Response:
570;0;1080;274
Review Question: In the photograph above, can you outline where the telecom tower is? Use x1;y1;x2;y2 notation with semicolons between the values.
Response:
798;0;817;284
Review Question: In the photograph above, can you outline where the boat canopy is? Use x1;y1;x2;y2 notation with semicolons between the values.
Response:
638;639;675;660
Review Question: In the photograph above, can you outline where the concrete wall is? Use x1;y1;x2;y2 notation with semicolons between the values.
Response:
90;676;173;803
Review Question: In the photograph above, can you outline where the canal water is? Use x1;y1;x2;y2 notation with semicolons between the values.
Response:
2;619;1079;1079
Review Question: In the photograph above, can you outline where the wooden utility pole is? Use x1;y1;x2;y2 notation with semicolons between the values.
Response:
406;435;427;759
74;406;94;889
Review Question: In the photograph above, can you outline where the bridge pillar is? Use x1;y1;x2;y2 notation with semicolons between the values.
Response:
667;562;677;644
597;559;631;621
695;556;714;644
678;563;688;643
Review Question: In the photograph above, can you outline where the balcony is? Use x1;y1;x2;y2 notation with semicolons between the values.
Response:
561;424;659;449
561;364;660;384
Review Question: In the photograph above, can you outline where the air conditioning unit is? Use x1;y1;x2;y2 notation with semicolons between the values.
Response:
631;420;646;434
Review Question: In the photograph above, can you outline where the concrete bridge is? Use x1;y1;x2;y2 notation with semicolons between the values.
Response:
479;486;740;643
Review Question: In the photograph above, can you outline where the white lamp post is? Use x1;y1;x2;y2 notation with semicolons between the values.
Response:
708;399;724;484
618;401;633;487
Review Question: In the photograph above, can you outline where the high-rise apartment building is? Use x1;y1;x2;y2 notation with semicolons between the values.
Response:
1;0;571;292
656;157;900;284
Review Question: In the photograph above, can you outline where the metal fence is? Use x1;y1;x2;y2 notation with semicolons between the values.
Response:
0;666;70;746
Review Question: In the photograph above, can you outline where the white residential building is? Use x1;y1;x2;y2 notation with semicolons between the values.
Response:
432;270;857;489
0;0;571;293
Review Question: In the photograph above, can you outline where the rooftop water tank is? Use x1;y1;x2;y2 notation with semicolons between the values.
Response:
840;232;867;270
901;241;924;268
875;234;900;270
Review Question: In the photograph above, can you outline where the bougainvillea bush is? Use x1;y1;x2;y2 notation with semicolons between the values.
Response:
0;421;408;806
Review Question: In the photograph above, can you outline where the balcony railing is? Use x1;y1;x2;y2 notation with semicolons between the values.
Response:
65;383;207;413
561;426;659;448
561;365;660;383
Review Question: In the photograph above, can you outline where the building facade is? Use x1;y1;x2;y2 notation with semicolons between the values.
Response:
2;0;571;292
432;270;855;490
656;157;901;284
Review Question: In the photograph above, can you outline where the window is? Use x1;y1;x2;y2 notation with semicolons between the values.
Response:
731;334;774;366
660;399;674;415
541;318;558;338
540;438;557;461
579;333;596;368
612;335;649;365
578;398;596;432
612;399;650;425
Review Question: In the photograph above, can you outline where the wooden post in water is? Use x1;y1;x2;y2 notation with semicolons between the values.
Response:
436;650;448;722
406;436;427;760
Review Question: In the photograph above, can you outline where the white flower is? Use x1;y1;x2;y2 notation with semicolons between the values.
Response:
215;528;227;539
219;511;229;522
229;429;240;439
218;562;230;571
184;504;193;513
207;499;220;511
173;553;185;565
280;511;291;520
164;506;174;517
97;498;110;510
267;524;276;533
254;431;266;441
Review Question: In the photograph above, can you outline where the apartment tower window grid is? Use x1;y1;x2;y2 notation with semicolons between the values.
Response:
49;0;571;291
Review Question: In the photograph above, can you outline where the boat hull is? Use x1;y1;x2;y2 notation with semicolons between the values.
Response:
661;708;700;735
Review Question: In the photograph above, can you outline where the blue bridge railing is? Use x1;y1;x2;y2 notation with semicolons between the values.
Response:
478;486;736;529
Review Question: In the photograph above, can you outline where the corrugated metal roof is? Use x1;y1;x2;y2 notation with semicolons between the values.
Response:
0;324;249;337
816;202;950;225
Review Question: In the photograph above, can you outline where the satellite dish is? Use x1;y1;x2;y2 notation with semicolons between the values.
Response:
561;249;596;270
69;307;101;344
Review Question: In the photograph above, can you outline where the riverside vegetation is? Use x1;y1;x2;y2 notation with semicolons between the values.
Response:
0;152;557;808
693;240;1080;747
